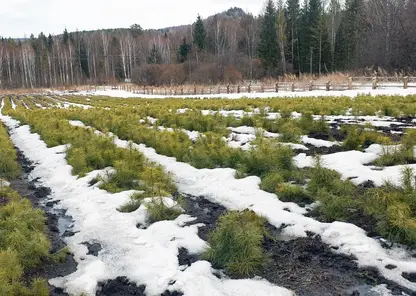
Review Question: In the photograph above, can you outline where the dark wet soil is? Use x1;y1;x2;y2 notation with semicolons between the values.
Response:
9;148;77;296
96;277;183;296
301;143;343;156
178;193;227;241
82;241;103;256
175;192;416;296
309;126;345;142
258;233;412;296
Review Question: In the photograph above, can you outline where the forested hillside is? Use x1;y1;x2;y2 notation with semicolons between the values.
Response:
0;1;415;89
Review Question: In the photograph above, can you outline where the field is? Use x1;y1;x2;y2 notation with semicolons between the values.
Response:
1;91;416;296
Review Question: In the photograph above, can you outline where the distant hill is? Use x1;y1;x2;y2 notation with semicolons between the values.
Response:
156;7;246;33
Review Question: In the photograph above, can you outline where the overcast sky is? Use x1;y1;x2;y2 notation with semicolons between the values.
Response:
0;0;264;38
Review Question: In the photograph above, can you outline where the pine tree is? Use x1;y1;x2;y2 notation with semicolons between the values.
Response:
62;29;69;45
258;0;280;76
286;0;300;71
178;37;191;63
334;0;363;70
298;0;310;73
130;24;143;38
47;34;53;52
193;15;206;52
276;0;287;74
308;0;322;74
148;44;162;64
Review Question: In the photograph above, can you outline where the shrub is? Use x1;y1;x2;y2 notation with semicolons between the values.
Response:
204;210;268;276
0;197;50;268
342;126;364;151
279;120;302;143
362;168;416;246
277;183;313;204
0;187;50;296
315;189;358;221
118;199;142;213
373;145;413;167
0;250;49;296
307;156;355;196
0;123;20;179
243;140;295;178
146;197;182;223
260;172;284;193
223;65;243;84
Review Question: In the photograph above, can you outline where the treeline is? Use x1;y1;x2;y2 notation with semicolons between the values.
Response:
0;1;415;88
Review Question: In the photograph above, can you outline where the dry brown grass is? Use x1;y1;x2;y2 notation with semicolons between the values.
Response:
2;69;413;95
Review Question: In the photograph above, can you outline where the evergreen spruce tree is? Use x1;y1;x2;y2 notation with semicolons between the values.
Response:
178;37;191;63
47;34;53;52
258;0;280;76
130;24;143;38
62;29;69;45
193;15;206;52
286;0;300;72
148;44;162;64
297;0;310;73
334;0;363;70
79;38;90;77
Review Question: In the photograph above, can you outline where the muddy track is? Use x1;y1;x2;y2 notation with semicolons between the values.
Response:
177;193;416;296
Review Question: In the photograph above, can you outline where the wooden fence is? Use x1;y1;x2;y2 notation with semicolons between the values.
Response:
91;76;416;96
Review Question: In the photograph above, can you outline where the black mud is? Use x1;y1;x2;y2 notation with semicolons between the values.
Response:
9;147;77;295
257;234;413;296
82;241;103;256
179;193;227;241
96;277;183;296
175;192;416;296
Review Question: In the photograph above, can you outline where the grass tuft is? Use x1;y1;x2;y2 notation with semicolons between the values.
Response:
204;210;268;276
146;197;182;223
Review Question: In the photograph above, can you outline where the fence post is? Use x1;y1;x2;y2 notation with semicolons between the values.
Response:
237;85;240;93
209;87;212;94
194;86;197;95
227;84;230;94
326;81;331;91
248;83;251;93
275;82;279;92
309;81;313;91
181;88;184;95
348;77;353;90
151;88;154;95
404;76;409;89
372;77;377;90
291;82;295;92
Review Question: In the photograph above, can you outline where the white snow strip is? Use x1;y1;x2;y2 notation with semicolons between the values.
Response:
10;98;16;110
156;126;201;142
228;126;257;135
67;87;416;99
294;144;416;187
281;142;309;151
301;136;339;148
70;122;416;292
68;120;87;128
147;116;158;124
49;96;92;109
21;100;29;109
0;112;294;296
